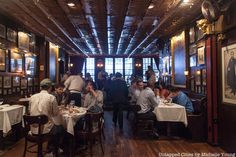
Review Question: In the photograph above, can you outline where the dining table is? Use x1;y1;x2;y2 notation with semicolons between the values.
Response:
0;104;25;149
153;99;188;137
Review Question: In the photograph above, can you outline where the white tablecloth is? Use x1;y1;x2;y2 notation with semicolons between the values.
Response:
0;104;25;134
60;107;87;135
153;102;188;126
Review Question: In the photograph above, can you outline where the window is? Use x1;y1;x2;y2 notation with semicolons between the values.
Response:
82;61;85;77
124;58;133;83
86;58;95;81
105;58;113;75
143;58;151;81
152;58;159;80
114;58;123;74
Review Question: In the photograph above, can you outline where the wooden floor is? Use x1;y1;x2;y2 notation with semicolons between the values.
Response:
1;111;224;157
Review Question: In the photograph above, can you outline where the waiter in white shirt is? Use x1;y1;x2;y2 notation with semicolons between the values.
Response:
64;73;85;106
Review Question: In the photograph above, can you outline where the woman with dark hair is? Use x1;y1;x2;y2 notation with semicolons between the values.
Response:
83;80;103;112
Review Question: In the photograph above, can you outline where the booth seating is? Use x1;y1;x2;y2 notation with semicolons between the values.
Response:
187;93;207;142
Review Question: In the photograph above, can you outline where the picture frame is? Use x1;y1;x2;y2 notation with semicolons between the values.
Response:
0;24;6;38
18;32;29;51
189;27;195;43
202;69;207;85
7;28;17;43
25;55;36;75
190;55;197;67
3;76;11;88
189;44;197;55
21;77;27;89
0;76;2;88
0;48;6;71
13;76;20;87
28;77;33;86
195;71;201;85
222;44;236;104
10;51;23;72
197;46;205;65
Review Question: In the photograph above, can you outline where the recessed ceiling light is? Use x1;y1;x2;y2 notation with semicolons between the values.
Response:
148;3;154;9
67;2;75;7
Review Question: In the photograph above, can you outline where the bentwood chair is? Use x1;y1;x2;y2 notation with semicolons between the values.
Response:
76;112;104;157
23;115;51;157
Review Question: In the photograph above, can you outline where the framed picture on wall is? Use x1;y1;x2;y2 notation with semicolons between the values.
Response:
189;27;195;43
28;77;33;86
189;44;197;55
7;28;17;43
25;55;36;75
222;44;236;104
3;76;11;88
21;78;27;89
10;51;23;72
0;49;6;71
18;32;29;51
202;69;207;85
197;46;205;65
0;24;6;38
0;76;2;88
13;76;20;87
190;55;197;67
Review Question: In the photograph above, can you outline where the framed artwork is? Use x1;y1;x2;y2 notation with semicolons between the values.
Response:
28;77;33;86
25;55;36;75
18;32;29;51
197;46;205;65
189;44;197;55
13;76;20;87
171;31;186;87
0;48;6;71
10;51;23;72
190;78;195;92
195;72;201;85
222;44;236;104
189;27;195;43
0;24;6;38
190;55;197;67
8;89;12;94
197;27;204;40
3;89;7;95
7;28;17;43
0;76;2;88
17;87;20;92
3;76;11;88
21;77;27;89
202;69;207;85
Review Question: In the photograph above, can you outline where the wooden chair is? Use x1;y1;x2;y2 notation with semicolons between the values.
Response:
23;115;51;157
77;112;104;156
132;105;157;138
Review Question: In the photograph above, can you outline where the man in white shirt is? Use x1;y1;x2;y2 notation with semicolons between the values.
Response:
64;73;85;106
136;81;160;119
29;78;64;153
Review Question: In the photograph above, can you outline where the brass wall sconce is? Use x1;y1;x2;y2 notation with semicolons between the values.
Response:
135;63;142;67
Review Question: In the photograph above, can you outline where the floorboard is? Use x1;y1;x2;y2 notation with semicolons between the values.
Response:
1;111;224;157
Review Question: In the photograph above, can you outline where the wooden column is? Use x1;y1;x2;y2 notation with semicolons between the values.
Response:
205;35;219;145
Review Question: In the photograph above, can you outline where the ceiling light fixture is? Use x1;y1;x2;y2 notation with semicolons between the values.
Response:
148;3;154;9
183;0;190;3
67;2;75;7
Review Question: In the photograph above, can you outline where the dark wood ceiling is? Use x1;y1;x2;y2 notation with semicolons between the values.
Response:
0;0;203;57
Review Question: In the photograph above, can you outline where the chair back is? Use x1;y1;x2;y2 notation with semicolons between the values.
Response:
23;115;48;135
84;112;103;135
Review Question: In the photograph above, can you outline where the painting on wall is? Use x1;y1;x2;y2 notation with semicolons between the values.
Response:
171;31;186;87
222;44;236;104
190;55;197;67
3;76;11;88
189;27;195;43
0;48;6;71
10;51;23;72
7;28;17;43
21;77;27;89
18;32;29;51
25;55;36;75
0;24;6;38
197;46;205;65
13;76;20;87
189;44;197;55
